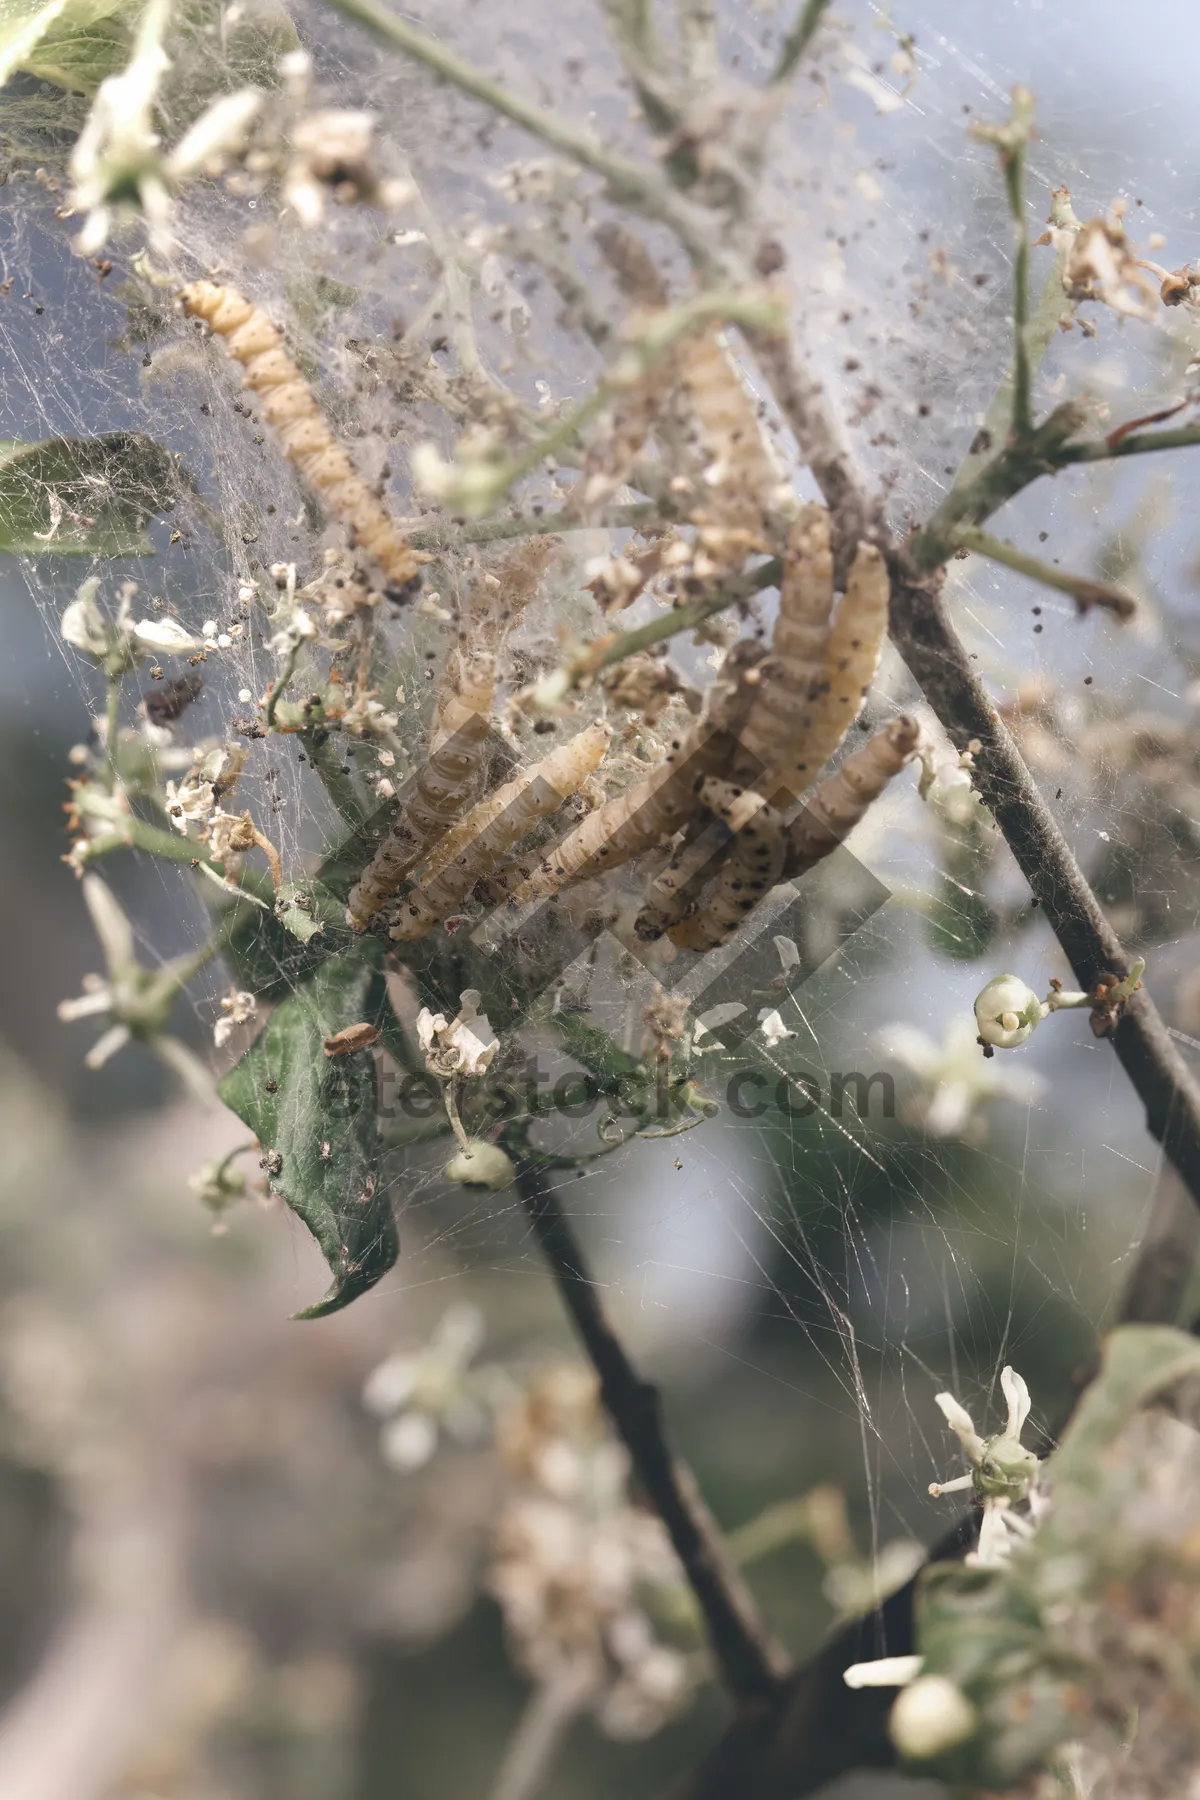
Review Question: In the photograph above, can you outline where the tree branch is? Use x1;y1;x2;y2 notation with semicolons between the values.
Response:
508;1140;791;1706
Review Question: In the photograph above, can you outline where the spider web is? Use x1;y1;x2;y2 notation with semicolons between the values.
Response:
2;0;1200;1690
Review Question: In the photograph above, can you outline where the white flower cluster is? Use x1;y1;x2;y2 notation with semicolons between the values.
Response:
61;577;208;674
487;1366;697;1740
363;1304;500;1472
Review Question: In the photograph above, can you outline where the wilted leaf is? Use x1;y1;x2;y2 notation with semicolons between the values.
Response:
218;947;398;1318
273;881;330;945
0;432;177;555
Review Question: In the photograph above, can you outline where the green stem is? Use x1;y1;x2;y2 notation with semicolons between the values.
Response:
771;0;832;82
971;89;1036;441
907;400;1086;571
104;675;122;792
1053;420;1200;465
265;638;302;728
406;500;667;553
557;555;782;689
442;290;785;518
950;526;1137;620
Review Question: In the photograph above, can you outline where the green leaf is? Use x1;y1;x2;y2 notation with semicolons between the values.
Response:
0;432;177;555
0;0;135;93
218;947;398;1318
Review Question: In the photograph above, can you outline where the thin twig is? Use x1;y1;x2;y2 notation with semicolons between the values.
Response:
950;524;1137;620
1053;419;1200;464
406;500;667;553
771;0;833;83
971;90;1036;440
486;1667;592;1800
507;1138;790;1705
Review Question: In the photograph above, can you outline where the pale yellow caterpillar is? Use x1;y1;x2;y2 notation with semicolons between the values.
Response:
775;540;891;800
388;723;612;941
731;506;834;787
634;816;732;941
782;714;921;879
180;281;426;595
432;648;495;749
481;641;769;906
677;327;789;540
666;780;786;953
346;712;492;928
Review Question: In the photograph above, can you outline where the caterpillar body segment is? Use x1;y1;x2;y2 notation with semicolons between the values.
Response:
665;780;786;952
634;814;731;941
179;280;425;595
346;713;491;928
777;540;890;799
783;714;921;879
432;648;495;751
731;506;834;787
678;328;788;536
482;645;770;906
388;723;612;941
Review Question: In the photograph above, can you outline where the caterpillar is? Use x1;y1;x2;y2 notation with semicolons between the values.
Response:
432;647;495;750
777;539;890;800
346;709;492;929
677;327;789;540
730;505;834;787
388;723;612;940
480;640;769;907
666;780;787;952
634;814;732;941
782;714;921;879
179;281;425;596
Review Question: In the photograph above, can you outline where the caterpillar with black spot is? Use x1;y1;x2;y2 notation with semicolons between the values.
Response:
730;505;834;788
388;723;612;940
728;509;892;806
180;281;425;596
480;640;768;907
665;780;787;952
782;714;921;878
776;538;890;801
661;717;920;953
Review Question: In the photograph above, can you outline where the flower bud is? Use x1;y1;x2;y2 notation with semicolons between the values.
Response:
973;973;1046;1049
444;1141;515;1190
890;1674;976;1761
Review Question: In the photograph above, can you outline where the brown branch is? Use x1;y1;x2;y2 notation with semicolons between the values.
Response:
665;564;1200;1799
507;1138;791;1707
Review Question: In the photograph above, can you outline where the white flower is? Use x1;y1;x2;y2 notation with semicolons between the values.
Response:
56;875;215;1104
879;1016;1043;1141
133;616;204;654
365;1304;493;1473
973;973;1047;1049
889;1675;976;1760
929;1367;1041;1560
60;579;109;661
692;1002;746;1045
417;990;498;1079
844;1655;923;1690
933;1391;988;1467
758;1008;794;1047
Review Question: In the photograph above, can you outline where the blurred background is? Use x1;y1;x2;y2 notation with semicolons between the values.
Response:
3;0;1200;1795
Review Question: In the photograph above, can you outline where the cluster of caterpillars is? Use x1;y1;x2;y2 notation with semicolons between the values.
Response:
347;505;918;952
